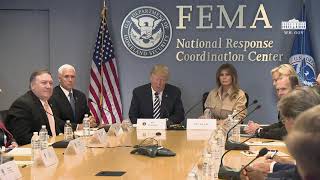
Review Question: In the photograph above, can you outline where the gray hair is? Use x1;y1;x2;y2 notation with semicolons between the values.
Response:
58;64;76;75
278;87;320;120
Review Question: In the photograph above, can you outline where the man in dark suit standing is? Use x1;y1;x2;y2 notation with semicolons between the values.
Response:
129;64;185;124
6;69;65;145
50;64;96;129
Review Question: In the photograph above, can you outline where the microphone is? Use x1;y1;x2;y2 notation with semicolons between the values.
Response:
232;99;258;119
184;98;203;118
225;105;261;150
239;147;269;172
88;98;116;125
218;147;268;180
162;103;186;130
40;105;76;140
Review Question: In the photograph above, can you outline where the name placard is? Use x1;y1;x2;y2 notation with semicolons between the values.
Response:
0;161;22;180
187;119;216;130
187;130;213;140
137;119;167;130
93;129;107;143
107;123;124;137
65;138;86;155
136;129;166;140
40;147;58;167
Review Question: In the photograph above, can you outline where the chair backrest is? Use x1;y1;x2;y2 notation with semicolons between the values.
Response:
0;110;8;125
245;92;249;108
202;92;209;112
202;91;249;112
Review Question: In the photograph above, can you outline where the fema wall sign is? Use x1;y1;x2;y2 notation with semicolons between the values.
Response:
121;6;172;58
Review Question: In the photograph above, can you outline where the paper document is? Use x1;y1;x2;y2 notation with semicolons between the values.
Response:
14;160;33;167
241;150;289;157
5;148;32;156
245;141;285;146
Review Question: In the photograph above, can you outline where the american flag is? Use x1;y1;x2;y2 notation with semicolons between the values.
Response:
88;5;122;124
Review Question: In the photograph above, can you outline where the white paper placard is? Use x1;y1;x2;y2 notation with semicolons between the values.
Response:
186;130;213;140
136;119;167;130
65;138;86;155
107;123;124;136
0;160;22;180
136;129;166;140
40;147;58;167
187;119;216;130
240;150;289;157
93;129;107;143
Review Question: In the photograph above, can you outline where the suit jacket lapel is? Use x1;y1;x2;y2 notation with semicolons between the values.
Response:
146;84;153;117
57;86;75;122
161;87;169;118
30;91;51;133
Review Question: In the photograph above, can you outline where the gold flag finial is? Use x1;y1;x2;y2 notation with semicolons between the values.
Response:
101;0;107;20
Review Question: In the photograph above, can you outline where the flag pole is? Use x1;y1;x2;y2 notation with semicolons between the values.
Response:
99;1;107;123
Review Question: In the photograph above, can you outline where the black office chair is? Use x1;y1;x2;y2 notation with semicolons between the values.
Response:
202;91;249;112
0;110;8;124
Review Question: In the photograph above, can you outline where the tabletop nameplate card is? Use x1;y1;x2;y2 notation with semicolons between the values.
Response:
40;147;58;167
137;119;167;130
187;119;216;130
92;129;107;144
0;160;22;180
136;129;166;140
65;138;86;155
107;123;124;137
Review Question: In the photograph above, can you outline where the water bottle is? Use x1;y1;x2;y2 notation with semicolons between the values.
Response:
226;114;233;138
231;117;241;142
31;132;40;162
201;152;213;180
216;127;225;155
64;120;73;141
83;114;90;137
187;171;198;180
39;125;48;149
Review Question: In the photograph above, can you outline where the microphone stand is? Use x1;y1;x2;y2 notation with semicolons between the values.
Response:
218;146;269;180
88;98;116;131
218;136;256;179
225;105;261;150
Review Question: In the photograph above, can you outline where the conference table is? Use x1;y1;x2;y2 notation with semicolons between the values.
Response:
11;128;290;180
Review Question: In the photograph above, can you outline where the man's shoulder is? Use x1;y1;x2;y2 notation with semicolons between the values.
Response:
52;86;63;96
165;84;181;93
9;91;37;110
133;84;151;93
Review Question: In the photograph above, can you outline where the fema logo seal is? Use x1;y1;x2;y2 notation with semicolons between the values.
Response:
289;54;316;86
121;6;172;58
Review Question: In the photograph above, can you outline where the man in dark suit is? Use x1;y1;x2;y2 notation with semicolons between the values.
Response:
242;87;320;180
50;64;96;129
6;69;65;145
129;64;185;124
245;76;299;140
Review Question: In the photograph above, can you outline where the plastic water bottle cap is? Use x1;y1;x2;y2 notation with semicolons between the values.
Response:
41;125;46;128
66;120;70;123
33;132;38;135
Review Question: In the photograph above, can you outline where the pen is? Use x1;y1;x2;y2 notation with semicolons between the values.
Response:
262;140;275;143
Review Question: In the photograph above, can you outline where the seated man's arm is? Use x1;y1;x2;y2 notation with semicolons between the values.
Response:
168;89;185;124
6;101;33;145
257;125;287;140
129;89;140;124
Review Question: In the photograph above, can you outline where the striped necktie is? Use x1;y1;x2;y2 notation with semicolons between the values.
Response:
153;92;161;119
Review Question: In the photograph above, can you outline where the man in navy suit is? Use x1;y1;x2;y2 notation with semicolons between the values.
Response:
129;64;185;124
50;64;96;129
241;87;320;180
6;69;65;145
